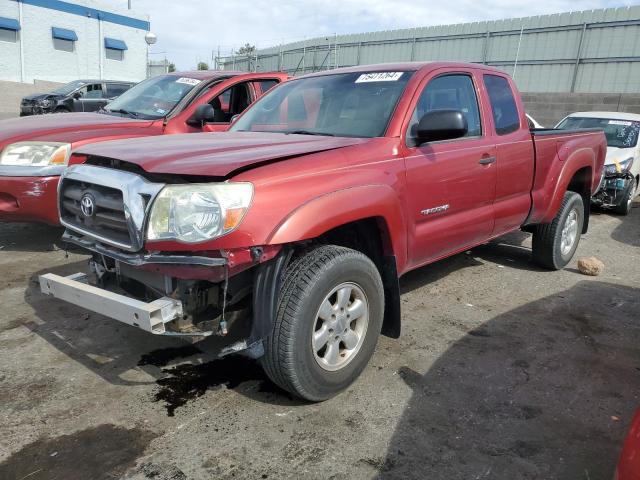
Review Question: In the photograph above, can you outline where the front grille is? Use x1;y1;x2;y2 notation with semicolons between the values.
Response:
60;179;132;248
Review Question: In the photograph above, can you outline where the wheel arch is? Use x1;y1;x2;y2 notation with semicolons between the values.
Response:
266;186;407;339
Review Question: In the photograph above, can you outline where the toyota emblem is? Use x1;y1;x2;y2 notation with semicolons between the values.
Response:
80;193;96;218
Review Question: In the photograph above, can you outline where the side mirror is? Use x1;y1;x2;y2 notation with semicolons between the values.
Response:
415;109;468;145
72;91;83;99
187;104;215;127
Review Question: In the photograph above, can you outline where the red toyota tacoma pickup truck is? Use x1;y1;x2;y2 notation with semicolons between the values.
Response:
39;62;606;400
0;70;287;224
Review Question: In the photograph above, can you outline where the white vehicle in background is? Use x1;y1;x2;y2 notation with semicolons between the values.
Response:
556;112;640;215
526;114;543;129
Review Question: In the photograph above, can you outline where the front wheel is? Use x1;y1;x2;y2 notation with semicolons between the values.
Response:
612;177;636;216
532;191;584;270
261;245;384;401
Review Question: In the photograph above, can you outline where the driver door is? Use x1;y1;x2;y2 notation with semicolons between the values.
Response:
402;71;497;269
201;81;255;132
75;83;107;112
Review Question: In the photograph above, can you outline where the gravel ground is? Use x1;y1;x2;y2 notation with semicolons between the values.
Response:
0;203;638;480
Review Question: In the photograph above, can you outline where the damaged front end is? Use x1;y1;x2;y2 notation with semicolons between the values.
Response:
592;165;635;209
40;232;288;358
38;163;289;359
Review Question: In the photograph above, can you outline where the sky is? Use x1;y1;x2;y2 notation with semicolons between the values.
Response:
115;0;637;70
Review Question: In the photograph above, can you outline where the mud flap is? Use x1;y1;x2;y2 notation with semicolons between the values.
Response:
252;248;292;338
381;255;401;338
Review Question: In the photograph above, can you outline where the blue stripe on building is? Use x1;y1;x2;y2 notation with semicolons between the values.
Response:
18;0;150;31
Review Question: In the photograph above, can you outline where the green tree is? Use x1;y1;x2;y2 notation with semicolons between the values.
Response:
168;62;176;73
236;43;256;56
197;62;209;70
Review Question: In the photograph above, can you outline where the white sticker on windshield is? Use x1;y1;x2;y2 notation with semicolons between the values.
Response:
176;77;202;86
609;120;632;126
355;72;404;83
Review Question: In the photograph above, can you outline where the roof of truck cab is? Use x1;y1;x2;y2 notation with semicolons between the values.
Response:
297;61;507;78
163;70;266;81
566;111;640;121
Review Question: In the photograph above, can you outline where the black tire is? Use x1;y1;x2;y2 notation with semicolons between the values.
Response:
611;177;636;216
54;107;70;113
261;245;384;401
532;191;584;270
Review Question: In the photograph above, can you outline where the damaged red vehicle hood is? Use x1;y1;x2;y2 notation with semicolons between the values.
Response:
75;132;369;177
0;113;153;144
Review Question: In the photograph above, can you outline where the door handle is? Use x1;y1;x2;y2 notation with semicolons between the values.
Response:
479;156;496;165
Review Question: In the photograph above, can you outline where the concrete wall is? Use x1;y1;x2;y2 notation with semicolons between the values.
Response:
0;0;149;83
219;6;640;94
521;92;640;127
0;79;63;118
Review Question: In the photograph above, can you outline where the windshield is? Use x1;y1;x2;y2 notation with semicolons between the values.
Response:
52;80;87;96
557;116;640;148
103;75;204;119
231;71;414;138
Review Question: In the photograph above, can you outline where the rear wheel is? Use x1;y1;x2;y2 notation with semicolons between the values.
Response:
532;191;584;270
612;177;636;216
261;245;384;401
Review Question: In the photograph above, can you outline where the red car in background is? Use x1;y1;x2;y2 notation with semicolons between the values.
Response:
616;410;640;479
0;70;287;225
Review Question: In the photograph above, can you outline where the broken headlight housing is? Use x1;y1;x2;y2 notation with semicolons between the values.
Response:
147;183;254;243
604;157;633;176
0;142;71;167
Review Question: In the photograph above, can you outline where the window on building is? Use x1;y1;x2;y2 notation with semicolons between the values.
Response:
0;17;20;43
484;74;521;135
106;48;123;61
53;38;73;52
104;37;127;61
52;27;77;52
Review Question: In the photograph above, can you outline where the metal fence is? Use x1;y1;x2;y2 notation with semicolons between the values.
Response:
216;6;640;93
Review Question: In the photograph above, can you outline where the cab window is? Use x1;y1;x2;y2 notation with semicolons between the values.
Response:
484;74;520;135
105;83;131;98
407;74;482;143
257;79;279;94
80;83;103;99
209;82;251;123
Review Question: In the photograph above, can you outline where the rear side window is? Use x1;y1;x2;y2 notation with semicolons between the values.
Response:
257;79;278;94
484;75;520;135
106;83;130;98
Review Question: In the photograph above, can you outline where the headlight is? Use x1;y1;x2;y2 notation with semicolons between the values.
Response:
0;142;71;167
40;99;51;108
604;157;633;175
147;183;253;243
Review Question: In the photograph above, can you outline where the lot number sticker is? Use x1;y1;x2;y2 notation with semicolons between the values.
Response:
176;77;202;86
609;120;633;126
355;72;404;83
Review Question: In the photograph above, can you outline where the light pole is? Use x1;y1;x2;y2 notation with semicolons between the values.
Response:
145;32;157;78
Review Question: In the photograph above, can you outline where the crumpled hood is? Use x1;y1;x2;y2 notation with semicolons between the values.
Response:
0;113;153;144
605;146;635;165
22;93;60;102
76;131;370;177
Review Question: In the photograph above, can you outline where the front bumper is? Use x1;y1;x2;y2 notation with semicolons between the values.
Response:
39;272;194;336
592;172;635;208
0;175;61;225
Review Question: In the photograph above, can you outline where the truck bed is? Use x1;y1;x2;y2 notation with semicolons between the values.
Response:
528;127;607;225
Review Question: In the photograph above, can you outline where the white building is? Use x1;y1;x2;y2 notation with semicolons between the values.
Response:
0;0;150;83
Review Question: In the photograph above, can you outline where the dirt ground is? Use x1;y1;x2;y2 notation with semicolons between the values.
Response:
0;203;638;480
